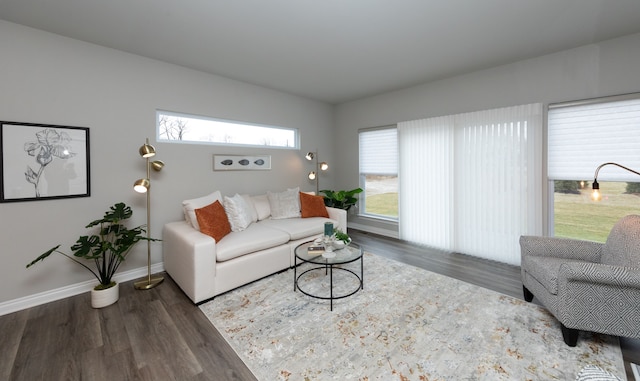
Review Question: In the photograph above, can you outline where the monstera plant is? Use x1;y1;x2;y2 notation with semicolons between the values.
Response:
27;203;156;306
319;188;363;211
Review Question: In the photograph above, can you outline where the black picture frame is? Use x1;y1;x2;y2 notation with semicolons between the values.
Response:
0;121;90;203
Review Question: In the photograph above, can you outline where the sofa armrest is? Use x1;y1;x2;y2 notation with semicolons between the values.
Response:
520;235;602;262
327;207;347;231
163;221;217;303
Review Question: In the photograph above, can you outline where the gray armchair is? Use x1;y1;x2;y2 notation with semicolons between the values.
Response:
520;214;640;346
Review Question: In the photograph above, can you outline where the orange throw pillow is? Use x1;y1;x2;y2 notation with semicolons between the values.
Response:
195;200;231;242
299;192;329;218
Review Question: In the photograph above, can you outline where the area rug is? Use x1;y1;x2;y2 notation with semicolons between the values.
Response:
200;253;626;380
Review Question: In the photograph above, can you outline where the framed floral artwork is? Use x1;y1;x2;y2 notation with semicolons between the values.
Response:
0;121;90;202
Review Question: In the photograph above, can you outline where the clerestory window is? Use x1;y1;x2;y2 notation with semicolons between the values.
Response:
156;110;298;149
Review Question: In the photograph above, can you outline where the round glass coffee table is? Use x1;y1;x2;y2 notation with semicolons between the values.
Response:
294;240;363;311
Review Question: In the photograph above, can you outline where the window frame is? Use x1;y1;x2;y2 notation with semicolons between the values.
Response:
358;126;399;221
547;92;640;240
156;110;299;150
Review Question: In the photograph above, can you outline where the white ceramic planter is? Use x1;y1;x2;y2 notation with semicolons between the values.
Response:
90;282;119;308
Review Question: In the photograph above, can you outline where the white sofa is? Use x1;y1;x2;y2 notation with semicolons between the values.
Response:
163;190;347;304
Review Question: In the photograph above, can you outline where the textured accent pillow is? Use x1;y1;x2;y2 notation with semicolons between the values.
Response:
299;192;329;218
251;194;271;221
182;191;223;230
575;365;622;381
267;187;301;219
224;193;254;232
241;194;259;223
194;200;231;242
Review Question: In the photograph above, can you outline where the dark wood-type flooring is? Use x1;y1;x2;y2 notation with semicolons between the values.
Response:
1;229;638;380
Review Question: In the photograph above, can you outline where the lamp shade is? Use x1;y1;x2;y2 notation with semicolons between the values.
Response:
308;171;316;180
320;162;328;171
133;178;150;193
139;143;156;158
305;152;314;161
151;160;165;171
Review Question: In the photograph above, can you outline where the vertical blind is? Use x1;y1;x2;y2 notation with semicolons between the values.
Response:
548;94;640;181
398;116;454;250
398;103;542;265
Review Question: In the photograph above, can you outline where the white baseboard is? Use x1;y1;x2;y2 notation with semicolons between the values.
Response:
0;262;165;317
348;222;400;239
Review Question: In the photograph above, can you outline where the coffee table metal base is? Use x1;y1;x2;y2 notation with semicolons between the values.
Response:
294;261;363;311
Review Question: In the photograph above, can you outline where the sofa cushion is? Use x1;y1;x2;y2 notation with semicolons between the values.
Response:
216;223;290;262
259;217;336;240
195;200;231;242
183;190;223;230
300;192;329;218
268;188;302;219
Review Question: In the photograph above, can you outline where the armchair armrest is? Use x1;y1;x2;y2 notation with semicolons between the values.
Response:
558;262;640;337
326;207;347;231
559;262;640;289
520;235;602;262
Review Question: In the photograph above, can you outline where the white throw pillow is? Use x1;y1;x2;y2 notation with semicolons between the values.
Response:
241;194;258;223
182;191;223;230
288;187;302;211
267;187;302;219
224;193;254;232
251;194;271;221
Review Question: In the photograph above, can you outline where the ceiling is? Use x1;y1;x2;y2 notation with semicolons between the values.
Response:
2;0;640;104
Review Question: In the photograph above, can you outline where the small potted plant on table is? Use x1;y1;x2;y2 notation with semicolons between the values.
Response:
332;229;352;249
27;202;156;308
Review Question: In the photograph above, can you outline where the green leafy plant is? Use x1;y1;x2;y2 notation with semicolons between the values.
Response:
27;202;157;289
333;228;351;243
319;188;363;211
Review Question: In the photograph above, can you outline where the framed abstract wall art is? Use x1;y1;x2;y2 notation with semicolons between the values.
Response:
1;121;90;202
213;154;271;171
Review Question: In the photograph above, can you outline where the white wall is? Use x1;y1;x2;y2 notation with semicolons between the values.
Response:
4;19;640;310
0;21;334;309
334;32;640;236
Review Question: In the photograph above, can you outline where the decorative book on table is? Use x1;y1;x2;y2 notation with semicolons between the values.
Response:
307;245;325;256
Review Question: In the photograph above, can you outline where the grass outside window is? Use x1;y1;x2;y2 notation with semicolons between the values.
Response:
364;180;640;241
362;175;398;218
554;181;640;242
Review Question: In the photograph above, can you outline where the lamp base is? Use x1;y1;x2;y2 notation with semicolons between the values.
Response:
134;275;164;290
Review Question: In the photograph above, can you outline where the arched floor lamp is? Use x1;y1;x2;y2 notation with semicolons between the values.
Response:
133;138;165;290
591;162;640;201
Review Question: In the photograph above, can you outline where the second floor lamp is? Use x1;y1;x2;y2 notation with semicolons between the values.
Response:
306;151;328;195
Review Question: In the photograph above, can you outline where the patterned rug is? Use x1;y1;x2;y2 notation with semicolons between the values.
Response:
200;253;625;380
